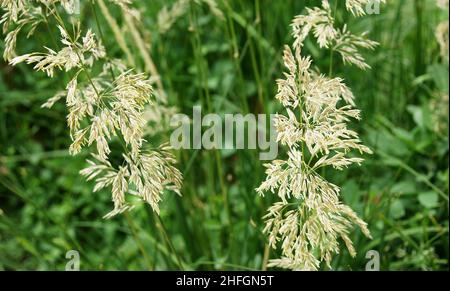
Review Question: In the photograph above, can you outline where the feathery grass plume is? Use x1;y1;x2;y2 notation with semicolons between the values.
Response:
80;143;182;219
1;1;44;61
157;0;224;34
1;0;183;218
292;0;379;69
257;0;379;270
90;0;174;131
98;0;179;135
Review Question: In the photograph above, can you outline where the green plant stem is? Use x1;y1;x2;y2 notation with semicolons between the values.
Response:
124;212;153;270
154;214;185;270
96;0;136;67
90;0;116;80
329;0;339;76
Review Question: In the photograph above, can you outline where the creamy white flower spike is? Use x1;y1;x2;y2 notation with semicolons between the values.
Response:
292;1;379;69
1;0;183;218
257;0;380;271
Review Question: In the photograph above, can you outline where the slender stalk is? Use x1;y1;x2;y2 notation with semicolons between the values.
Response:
122;12;166;101
223;0;250;112
189;3;231;232
329;0;339;76
96;0;136;67
90;0;116;80
124;212;153;270
262;243;270;271
155;214;185;270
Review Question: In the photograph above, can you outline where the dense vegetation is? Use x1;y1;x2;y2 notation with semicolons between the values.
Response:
0;0;448;270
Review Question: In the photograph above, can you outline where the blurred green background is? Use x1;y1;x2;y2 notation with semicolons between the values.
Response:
0;0;448;270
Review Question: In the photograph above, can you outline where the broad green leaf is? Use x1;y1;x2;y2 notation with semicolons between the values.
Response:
418;191;439;209
390;199;405;219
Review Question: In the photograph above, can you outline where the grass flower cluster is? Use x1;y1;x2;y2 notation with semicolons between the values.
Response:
1;0;182;218
1;0;447;272
257;0;384;270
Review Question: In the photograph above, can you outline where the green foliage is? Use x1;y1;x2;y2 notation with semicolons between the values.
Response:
0;0;448;270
